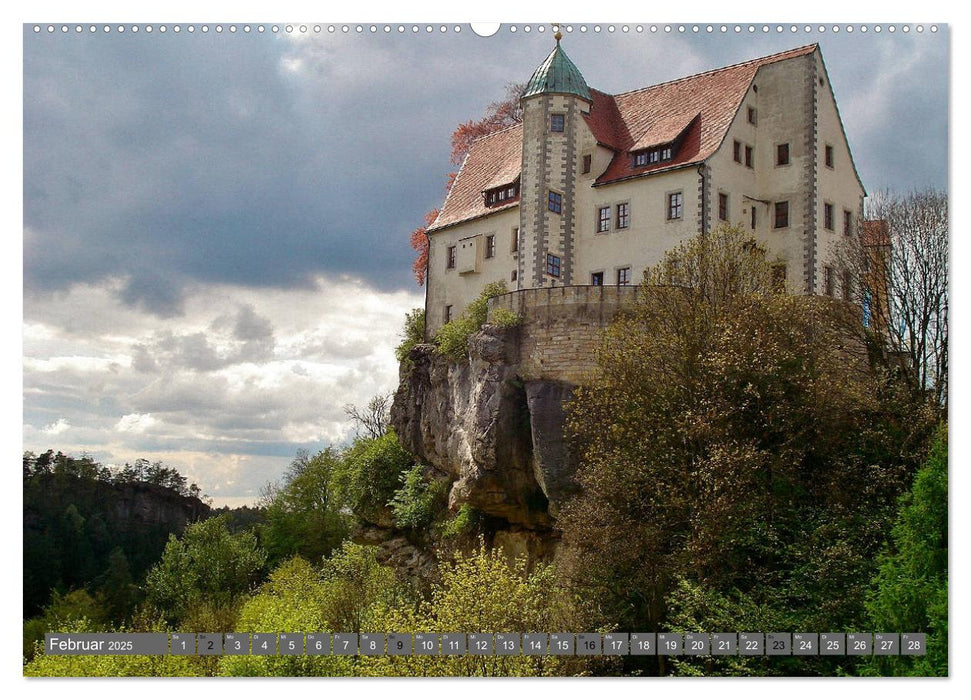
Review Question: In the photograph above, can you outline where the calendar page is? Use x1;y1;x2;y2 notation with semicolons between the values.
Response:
22;15;949;684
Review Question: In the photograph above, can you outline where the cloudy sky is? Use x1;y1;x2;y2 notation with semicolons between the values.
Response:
22;22;949;506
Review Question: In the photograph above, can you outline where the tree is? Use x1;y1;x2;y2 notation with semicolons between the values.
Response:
557;225;933;644
866;424;947;676
331;431;415;527
145;515;266;628
259;448;348;566
409;83;524;285
343;393;392;440
837;188;948;407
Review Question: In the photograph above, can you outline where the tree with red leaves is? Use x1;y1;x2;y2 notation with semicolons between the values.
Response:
410;83;524;286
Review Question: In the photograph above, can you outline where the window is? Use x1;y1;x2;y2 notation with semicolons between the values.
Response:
446;246;456;269
582;154;592;174
843;210;853;236
771;264;787;291
444;305;453;323
591;272;604;286
733;140;742;163
550;113;565;133
824;203;834;231
745;145;754;168
824;266;835;296
511;270;518;283
751;206;757;230
825;144;834;168
546;253;561;277
597;206;611;233
511;227;519;252
485;183;518;207
842;270;852;301
718;193;729;221
748;107;757;125
667;192;683;220
776;143;790;166
634;145;673;167
485;234;496;258
774;201;789;229
617;267;631;286
616;202;630;229
548;191;562;214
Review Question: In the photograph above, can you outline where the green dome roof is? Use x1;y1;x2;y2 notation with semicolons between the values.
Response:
522;42;591;101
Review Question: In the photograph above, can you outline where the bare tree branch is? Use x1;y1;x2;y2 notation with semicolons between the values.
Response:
835;188;948;408
343;393;393;440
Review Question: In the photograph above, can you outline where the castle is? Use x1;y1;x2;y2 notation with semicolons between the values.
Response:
423;40;865;336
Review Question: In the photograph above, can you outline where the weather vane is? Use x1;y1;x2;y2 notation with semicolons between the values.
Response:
553;23;562;42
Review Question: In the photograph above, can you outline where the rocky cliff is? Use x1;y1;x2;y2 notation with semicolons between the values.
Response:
391;324;581;559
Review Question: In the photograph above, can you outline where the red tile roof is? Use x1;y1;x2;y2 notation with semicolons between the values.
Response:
429;44;818;233
428;124;522;231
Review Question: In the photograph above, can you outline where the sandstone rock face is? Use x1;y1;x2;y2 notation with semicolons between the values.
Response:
391;324;582;538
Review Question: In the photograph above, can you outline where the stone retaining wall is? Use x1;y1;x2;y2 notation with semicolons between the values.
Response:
487;285;640;383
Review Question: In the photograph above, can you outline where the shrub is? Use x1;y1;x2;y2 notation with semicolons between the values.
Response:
489;307;523;328
394;308;426;367
388;465;443;530
434;281;508;361
440;504;481;540
333;431;415;525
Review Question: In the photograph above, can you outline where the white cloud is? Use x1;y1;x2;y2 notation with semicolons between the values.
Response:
23;275;421;503
115;413;158;434
42;419;71;435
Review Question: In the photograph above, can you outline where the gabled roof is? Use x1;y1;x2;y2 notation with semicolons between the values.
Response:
429;44;819;232
589;44;818;185
427;124;522;232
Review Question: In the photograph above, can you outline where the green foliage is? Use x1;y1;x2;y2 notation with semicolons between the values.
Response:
332;431;415;525
218;544;404;677
866;424;948;676
260;448;348;566
559;225;934;643
145;515;266;627
361;544;604;676
394;308;426;367
434;281;508;360
388;466;444;530
440;504;482;540
23;589;109;662
23;616;198;677
23;450;209;618
488;307;523;328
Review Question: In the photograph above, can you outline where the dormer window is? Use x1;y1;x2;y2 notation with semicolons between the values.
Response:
484;182;519;207
633;143;674;168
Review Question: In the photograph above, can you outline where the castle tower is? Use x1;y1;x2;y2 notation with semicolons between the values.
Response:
519;34;591;288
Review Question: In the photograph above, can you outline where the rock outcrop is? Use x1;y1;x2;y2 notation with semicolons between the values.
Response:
391;324;582;545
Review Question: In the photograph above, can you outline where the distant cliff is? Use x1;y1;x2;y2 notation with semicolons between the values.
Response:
23;473;210;616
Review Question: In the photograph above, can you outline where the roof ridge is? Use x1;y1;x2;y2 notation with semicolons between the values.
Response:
611;43;818;98
467;120;523;148
428;150;470;231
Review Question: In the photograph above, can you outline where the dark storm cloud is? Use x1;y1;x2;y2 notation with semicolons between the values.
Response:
24;28;948;318
23;29;541;316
